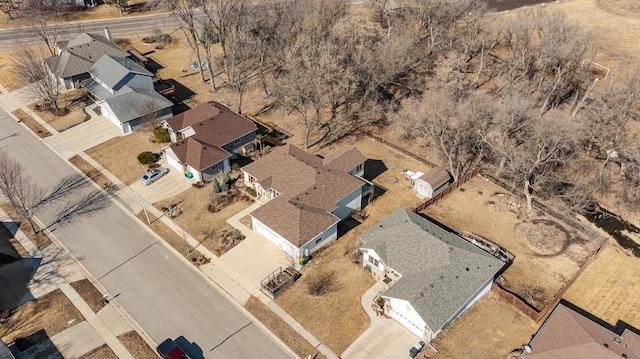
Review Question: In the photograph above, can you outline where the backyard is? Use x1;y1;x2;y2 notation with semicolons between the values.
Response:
423;175;601;310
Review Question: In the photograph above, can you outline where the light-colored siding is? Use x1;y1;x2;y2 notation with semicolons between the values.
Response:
253;217;286;249
165;148;184;174
99;102;125;132
385;297;426;339
360;248;385;277
113;73;153;91
299;224;338;256
332;186;362;220
347;162;365;177
221;131;256;155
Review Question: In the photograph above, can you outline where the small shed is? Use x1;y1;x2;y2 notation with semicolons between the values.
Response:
414;167;450;199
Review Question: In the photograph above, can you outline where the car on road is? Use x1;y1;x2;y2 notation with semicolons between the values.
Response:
140;166;167;185
157;338;190;359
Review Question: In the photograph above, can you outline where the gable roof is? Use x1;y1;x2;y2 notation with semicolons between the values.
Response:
89;55;152;90
418;167;450;189
524;302;640;359
163;102;257;171
359;208;504;332
245;144;366;247
168;137;231;171
46;33;128;79
322;146;367;172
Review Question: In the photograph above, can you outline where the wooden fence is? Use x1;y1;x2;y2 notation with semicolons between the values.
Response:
492;240;609;322
412;167;481;213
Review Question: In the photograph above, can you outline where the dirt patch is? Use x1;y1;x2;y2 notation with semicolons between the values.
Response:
244;296;326;359
0;204;50;249
79;343;117;359
11;109;52;138
86;130;164;185
426;292;538;359
154;183;252;257
563;245;640;329
239;215;252;229
117;330;156;359
423;176;597;310
0;289;84;346
69;279;105;313
29;89;90;132
69;155;115;189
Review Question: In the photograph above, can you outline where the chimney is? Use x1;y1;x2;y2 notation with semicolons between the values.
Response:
104;27;112;42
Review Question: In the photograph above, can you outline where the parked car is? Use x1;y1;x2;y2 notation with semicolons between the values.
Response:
140;167;168;185
409;341;425;358
157;338;190;359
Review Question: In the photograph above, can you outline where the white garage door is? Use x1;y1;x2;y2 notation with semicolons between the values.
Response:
390;307;424;338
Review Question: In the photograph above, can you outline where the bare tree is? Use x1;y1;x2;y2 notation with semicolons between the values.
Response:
12;47;61;111
19;0;63;56
198;22;219;93
1;0;16;20
0;149;46;233
105;0;129;16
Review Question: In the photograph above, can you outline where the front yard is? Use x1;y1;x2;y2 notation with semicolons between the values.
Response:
28;89;91;132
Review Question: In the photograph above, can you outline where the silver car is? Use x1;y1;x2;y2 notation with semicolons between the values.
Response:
140;167;168;185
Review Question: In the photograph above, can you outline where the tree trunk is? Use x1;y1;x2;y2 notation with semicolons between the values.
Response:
524;179;533;210
191;33;206;83
570;78;599;118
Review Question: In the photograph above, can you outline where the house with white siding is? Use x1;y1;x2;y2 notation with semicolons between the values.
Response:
242;144;367;259
359;208;505;341
83;55;173;133
162;102;257;182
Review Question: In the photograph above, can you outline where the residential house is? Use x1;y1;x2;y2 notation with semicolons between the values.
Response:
162;102;257;181
242;144;367;258
359;208;505;341
45;32;129;90
522;301;640;359
83;55;173;134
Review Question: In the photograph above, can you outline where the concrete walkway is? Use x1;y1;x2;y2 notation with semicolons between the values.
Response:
342;280;420;359
0;207;134;359
0;81;340;359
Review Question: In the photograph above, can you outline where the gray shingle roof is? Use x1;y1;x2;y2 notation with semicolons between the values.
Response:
103;86;173;124
89;55;152;90
360;208;504;332
46;33;128;79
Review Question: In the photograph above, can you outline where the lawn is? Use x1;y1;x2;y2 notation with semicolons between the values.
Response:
563;244;640;329
153;183;252;257
244;296;326;359
0;289;83;346
85;130;165;185
0;204;50;249
79;344;117;359
28;89;91;132
274;137;429;355
426;292;538;359
118;331;157;359
69;155;115;189
11;108;52;138
70;279;105;313
423;175;600;310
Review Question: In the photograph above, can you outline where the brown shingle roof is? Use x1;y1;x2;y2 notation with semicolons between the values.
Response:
245;144;366;247
419;167;450;188
169;137;230;171
524;302;640;359
250;196;339;247
322;146;366;172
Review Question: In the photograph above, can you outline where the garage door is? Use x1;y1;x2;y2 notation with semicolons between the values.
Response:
390;307;424;338
128;118;142;131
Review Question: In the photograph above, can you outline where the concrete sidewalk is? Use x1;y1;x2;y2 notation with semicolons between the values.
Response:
0;207;135;358
0;81;340;359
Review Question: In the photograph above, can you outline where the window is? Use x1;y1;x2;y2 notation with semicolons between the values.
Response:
355;163;363;173
368;255;374;263
315;237;323;244
373;258;379;267
233;138;241;144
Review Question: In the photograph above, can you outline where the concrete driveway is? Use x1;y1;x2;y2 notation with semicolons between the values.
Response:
222;203;290;294
129;162;192;204
342;281;421;359
57;105;122;152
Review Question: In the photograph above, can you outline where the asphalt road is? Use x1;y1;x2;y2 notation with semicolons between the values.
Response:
0;110;291;359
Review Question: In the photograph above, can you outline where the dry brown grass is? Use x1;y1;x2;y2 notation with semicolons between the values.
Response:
423;176;596;309
11;108;52;138
28;89;90;132
0;289;84;344
563;244;640;329
154;184;251;257
274;137;431;354
0;0;155;30
244;296;326;359
79;344;118;359
117;330;157;359
86;130;163;185
68;155;114;188
0;50;22;91
0;204;50;249
135;211;194;259
70;279;105;313
427;292;538;359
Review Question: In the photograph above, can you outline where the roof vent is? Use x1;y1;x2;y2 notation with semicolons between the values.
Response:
466;268;469;271
439;276;443;280
603;343;609;348
203;147;207;149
